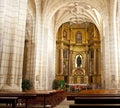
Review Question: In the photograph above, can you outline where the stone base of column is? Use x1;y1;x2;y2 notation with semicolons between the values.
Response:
1;84;21;92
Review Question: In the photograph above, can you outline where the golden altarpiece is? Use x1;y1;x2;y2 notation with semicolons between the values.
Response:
56;22;101;88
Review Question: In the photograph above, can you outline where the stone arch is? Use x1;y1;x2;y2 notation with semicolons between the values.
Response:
42;1;108;60
41;0;108;89
36;0;120;90
43;0;109;35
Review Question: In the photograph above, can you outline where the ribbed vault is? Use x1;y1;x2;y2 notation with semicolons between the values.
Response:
41;0;109;36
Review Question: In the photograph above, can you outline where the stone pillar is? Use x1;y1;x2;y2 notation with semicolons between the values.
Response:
101;19;111;89
47;34;56;89
109;0;118;89
33;0;42;90
34;0;56;89
118;0;120;88
0;0;28;91
0;0;6;89
41;27;48;89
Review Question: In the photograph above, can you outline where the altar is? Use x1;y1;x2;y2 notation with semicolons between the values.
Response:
66;84;88;92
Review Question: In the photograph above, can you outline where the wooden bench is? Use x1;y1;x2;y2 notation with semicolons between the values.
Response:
0;92;36;108
70;104;120;108
28;90;66;108
67;93;120;100
75;96;120;104
69;94;120;108
0;90;66;108
0;97;18;108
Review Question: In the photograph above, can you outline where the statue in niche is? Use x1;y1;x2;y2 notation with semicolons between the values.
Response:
63;50;67;58
77;55;81;67
63;30;67;39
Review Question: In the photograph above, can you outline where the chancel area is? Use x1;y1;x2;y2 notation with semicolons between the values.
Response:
56;22;101;91
0;0;120;107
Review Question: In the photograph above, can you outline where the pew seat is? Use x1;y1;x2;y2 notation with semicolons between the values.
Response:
70;104;120;108
0;90;66;108
75;96;120;104
0;97;18;108
68;90;120;108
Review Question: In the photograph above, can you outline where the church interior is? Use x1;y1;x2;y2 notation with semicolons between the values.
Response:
0;0;120;107
56;22;101;91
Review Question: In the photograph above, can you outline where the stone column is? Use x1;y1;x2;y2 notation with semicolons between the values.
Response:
0;0;6;89
34;0;55;90
33;0;42;90
105;0;118;89
117;0;120;88
0;0;28;91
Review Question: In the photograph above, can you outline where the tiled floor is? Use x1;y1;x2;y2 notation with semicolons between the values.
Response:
54;98;74;108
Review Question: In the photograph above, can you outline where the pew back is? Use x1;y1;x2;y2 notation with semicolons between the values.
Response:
70;104;120;108
68;92;120;108
75;96;120;104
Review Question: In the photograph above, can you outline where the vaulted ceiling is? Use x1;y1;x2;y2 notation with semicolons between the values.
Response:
42;0;109;32
28;0;110;36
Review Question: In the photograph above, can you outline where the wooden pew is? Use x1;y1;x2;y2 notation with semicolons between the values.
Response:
68;90;120;108
0;90;66;108
0;97;18;108
75;96;120;104
67;92;120;100
70;104;120;108
69;96;120;108
27;90;66;108
0;92;37;108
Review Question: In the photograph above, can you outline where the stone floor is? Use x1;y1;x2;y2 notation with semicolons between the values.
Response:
54;98;74;108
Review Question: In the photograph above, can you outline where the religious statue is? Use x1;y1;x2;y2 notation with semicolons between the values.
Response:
63;30;67;39
77;56;81;67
